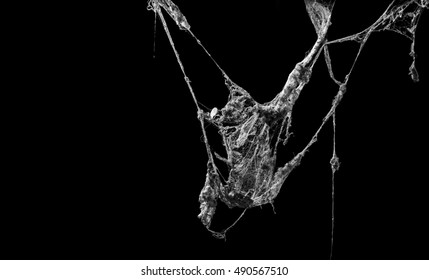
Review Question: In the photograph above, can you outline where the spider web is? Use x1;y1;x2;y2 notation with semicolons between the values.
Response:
147;0;427;249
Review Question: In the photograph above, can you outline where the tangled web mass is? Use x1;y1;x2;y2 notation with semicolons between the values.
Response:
148;0;428;239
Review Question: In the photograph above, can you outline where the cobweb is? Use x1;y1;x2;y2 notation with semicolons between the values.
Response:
147;0;427;255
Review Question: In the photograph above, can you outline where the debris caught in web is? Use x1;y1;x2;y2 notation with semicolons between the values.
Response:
147;0;428;249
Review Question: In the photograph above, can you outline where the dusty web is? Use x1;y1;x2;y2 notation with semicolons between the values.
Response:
147;0;427;254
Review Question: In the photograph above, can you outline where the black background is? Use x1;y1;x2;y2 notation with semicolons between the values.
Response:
2;0;428;259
